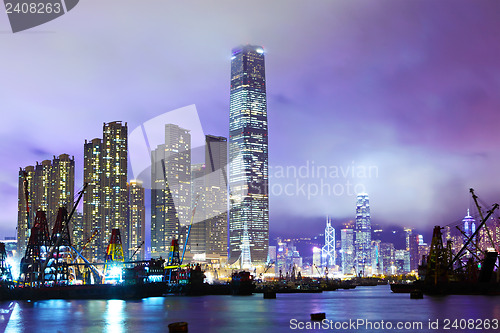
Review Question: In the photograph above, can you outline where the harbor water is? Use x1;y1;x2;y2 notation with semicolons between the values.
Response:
1;285;500;332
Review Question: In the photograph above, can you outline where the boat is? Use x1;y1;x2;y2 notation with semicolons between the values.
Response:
230;271;255;295
9;282;166;300
390;281;422;293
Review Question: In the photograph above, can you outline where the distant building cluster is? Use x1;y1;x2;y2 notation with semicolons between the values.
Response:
267;194;431;278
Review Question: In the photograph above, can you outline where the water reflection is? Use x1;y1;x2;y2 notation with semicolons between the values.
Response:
106;300;125;333
2;286;500;333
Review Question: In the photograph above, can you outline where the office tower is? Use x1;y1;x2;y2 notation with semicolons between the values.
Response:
409;233;420;271
312;247;322;274
404;227;412;251
17;155;75;256
102;122;128;257
229;44;269;265
151;124;191;257
462;210;478;255
322;217;335;268
83;138;103;262
204;135;228;259
394;249;410;274
355;194;371;276
340;228;354;275
128;180;145;260
189;163;206;254
371;240;382;275
83;122;128;262
380;243;395;275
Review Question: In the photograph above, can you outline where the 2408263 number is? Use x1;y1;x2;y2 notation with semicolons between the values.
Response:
5;2;62;14
443;319;499;330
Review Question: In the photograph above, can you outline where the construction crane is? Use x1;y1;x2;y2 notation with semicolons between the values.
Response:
447;189;499;271
81;229;99;253
40;183;88;283
130;241;145;260
180;194;200;264
470;189;497;253
259;260;274;280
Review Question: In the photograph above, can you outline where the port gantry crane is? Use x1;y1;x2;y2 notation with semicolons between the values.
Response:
41;183;89;284
425;189;499;287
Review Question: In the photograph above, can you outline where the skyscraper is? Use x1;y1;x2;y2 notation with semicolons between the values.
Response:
128;180;145;260
322;217;335;268
189;163;206;254
229;44;269;265
17;155;75;256
49;154;75;223
340;228;354;275
204;135;228;259
83;138;103;262
83;122;128;262
17;165;34;256
462;209;476;243
102;121;128;257
355;193;371;276
151;124;191;257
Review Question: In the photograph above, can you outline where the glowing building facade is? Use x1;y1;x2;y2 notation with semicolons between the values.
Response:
229;44;269;264
340;228;355;275
102;122;129;258
151;124;191;257
204;135;228;258
83;138;103;262
18;154;75;256
322;217;335;268
83;122;128;262
355;194;371;276
128;180;145;260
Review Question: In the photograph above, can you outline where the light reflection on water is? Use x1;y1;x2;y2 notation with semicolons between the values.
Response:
1;285;500;333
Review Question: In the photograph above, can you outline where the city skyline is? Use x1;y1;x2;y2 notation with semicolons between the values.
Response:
2;1;500;240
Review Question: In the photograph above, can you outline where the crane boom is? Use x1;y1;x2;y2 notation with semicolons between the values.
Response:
447;189;499;270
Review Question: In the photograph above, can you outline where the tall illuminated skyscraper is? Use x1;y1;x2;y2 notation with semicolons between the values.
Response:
189;163;206;254
462;209;476;240
205;135;228;259
83;122;128;262
322;217;335;268
151;124;191;257
128;180;145;260
340;228;354;275
17;165;34;256
229;44;269;265
102;121;128;257
355;194;371;276
83;138;103;262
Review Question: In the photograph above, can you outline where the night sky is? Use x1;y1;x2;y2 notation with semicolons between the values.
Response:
1;0;500;240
